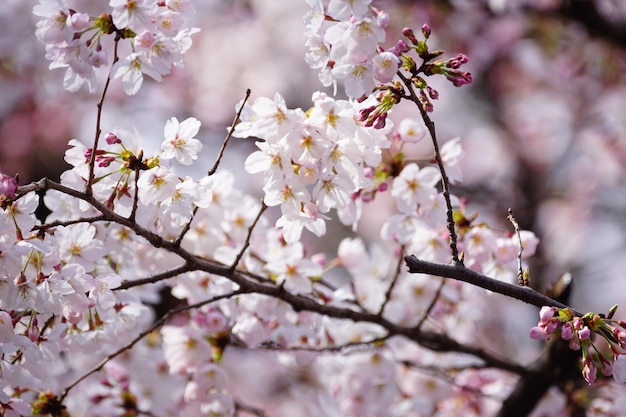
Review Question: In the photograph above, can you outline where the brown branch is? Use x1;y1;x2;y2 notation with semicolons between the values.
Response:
404;255;582;316
228;201;267;274
117;263;192;290
378;245;406;316
397;71;462;265
20;178;535;382
35;215;107;229
415;277;445;331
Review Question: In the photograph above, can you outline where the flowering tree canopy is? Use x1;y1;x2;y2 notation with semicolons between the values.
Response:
2;0;626;416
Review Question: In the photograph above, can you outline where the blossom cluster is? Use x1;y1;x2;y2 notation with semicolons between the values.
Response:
233;91;391;243
33;0;199;94
303;0;472;117
531;305;626;385
304;0;397;98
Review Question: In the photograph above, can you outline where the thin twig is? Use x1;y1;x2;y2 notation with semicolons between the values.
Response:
174;205;199;247
228;201;267;274
404;255;582;316
35;215;107;229
396;71;462;265
208;89;251;176
378;245;406;316
117;263;192;290
129;164;141;222
415;277;446;331
252;336;390;354
87;37;120;196
507;208;526;286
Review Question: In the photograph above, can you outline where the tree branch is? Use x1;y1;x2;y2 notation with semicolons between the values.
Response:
404;255;583;316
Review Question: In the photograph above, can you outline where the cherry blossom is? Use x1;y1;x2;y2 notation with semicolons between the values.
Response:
161;117;203;165
111;52;163;95
109;0;158;31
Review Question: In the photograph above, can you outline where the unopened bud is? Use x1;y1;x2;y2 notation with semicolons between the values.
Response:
402;27;418;45
0;173;18;200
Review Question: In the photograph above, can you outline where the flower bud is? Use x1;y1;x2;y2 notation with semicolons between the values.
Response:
402;27;417;45
395;40;409;54
67;12;90;31
105;132;122;145
0;173;18;200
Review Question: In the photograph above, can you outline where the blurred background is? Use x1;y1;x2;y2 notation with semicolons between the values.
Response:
4;0;626;376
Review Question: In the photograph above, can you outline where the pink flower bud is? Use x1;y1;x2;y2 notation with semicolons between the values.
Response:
582;360;597;385
402;27;417;45
27;326;40;343
105;132;122;145
373;112;387;129
578;326;591;340
530;326;551;340
0;173;18;199
361;192;374;203
395;40;409;54
539;306;557;322
421;23;431;39
97;156;116;167
67;12;90;31
560;322;573;340
546;319;561;333
427;86;439;100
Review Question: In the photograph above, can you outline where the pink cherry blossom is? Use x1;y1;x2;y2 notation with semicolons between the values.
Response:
111;52;163;95
391;164;441;214
54;223;106;270
161;117;203;165
109;0;157;30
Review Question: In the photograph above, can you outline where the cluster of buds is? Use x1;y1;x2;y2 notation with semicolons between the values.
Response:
349;23;472;120
83;133;158;172
423;53;473;87
396;24;472;113
357;87;400;128
530;305;626;385
78;133;159;209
